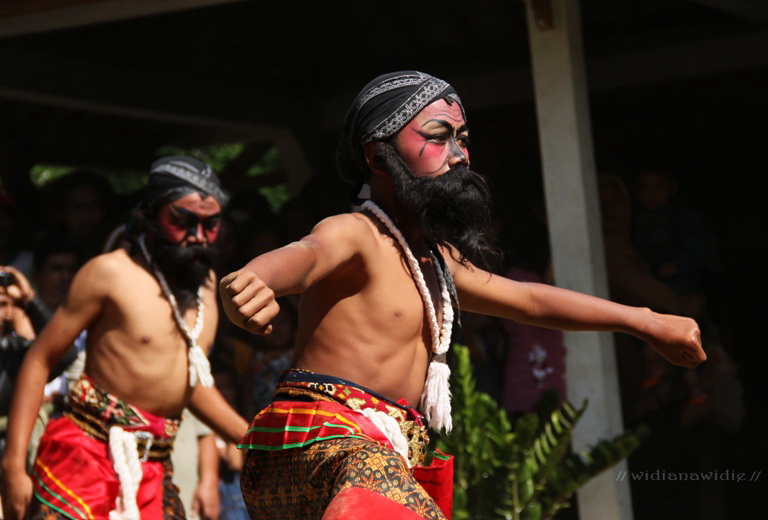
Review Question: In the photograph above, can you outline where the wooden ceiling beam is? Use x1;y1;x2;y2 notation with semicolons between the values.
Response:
0;0;248;39
0;47;291;134
322;30;768;125
686;0;768;26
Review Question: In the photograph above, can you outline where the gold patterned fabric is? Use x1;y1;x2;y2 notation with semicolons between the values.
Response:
239;370;447;519
240;437;445;520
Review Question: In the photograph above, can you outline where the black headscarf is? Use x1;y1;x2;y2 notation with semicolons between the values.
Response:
141;156;229;210
126;155;229;247
336;71;465;202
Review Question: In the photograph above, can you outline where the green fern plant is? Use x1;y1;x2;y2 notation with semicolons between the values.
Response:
435;344;647;520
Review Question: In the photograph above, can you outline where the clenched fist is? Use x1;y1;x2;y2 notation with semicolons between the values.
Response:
219;271;280;335
641;312;706;369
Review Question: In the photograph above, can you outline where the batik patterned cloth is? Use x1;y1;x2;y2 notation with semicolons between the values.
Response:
238;369;453;519
31;374;184;519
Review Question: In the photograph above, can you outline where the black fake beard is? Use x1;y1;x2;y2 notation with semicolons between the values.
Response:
375;142;501;271
148;236;216;311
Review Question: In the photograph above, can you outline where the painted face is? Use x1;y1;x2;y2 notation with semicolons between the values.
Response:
393;98;469;177
156;192;222;246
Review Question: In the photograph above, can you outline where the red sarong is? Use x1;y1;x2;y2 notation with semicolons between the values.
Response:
32;375;182;519
239;370;454;519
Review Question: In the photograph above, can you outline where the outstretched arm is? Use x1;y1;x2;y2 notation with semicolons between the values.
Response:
219;214;368;335
449;254;705;369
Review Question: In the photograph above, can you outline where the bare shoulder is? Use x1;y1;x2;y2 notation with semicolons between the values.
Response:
79;249;137;281
71;249;142;297
310;212;375;237
437;244;470;276
302;212;379;249
437;243;496;287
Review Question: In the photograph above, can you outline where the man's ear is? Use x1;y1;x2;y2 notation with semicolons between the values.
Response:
364;142;385;176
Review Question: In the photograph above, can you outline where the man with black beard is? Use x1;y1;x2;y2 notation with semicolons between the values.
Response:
220;71;704;519
2;157;248;520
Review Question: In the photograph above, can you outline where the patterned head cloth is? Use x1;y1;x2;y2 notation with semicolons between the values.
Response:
142;156;229;209
336;71;465;200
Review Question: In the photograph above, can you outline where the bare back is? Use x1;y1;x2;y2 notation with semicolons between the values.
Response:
48;249;218;418
291;212;445;406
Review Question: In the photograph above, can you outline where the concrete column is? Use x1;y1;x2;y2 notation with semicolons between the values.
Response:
523;1;632;518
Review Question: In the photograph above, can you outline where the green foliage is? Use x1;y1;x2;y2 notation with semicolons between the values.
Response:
156;143;288;212
29;164;146;194
436;345;647;520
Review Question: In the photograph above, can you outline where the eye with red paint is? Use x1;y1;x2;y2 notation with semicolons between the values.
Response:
394;99;470;177
156;193;222;245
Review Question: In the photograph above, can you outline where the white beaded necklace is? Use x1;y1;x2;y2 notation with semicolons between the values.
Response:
362;200;454;432
138;234;213;387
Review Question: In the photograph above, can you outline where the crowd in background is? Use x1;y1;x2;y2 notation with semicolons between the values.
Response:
0;163;738;519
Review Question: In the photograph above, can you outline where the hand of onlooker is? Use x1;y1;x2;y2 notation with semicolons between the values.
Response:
1;266;35;306
219;271;280;335
9;306;35;340
192;477;220;520
641;311;706;369
1;467;33;520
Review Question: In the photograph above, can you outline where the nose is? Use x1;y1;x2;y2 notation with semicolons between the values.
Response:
447;139;469;167
186;223;205;243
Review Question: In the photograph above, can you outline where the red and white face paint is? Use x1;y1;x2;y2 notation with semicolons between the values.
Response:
393;98;469;177
156;192;222;246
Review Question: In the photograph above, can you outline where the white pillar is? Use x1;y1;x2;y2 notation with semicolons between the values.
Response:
524;1;633;518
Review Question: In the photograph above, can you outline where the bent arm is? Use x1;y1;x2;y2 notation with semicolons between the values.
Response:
2;258;107;508
240;214;367;296
451;255;705;368
220;214;369;334
188;385;248;445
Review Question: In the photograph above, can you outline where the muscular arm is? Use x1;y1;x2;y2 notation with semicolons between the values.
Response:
245;214;366;294
449;252;705;369
2;257;109;519
220;214;368;334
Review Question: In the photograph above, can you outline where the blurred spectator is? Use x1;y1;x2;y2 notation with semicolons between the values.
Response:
599;173;724;520
631;169;715;295
455;312;507;404
1;267;37;480
598;174;707;416
27;235;82;324
498;214;566;414
42;171;114;259
0;190;34;275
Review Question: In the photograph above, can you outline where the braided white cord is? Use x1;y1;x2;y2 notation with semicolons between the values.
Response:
138;234;213;387
108;427;142;520
362;201;454;432
359;409;412;468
